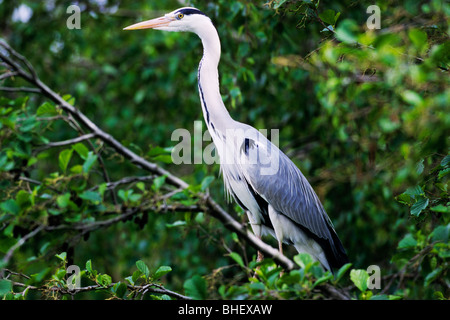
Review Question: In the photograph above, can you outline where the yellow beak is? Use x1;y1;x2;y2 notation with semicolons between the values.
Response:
123;16;173;30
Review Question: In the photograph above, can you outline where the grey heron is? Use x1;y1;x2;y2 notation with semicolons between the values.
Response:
124;7;349;273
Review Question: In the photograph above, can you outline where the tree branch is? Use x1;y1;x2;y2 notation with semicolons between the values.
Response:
0;71;19;81
35;133;97;152
6;276;192;300
0;40;298;272
1;225;45;275
0;86;41;93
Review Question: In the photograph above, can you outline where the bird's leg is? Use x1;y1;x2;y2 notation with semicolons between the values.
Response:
253;235;264;278
257;249;264;263
278;241;284;277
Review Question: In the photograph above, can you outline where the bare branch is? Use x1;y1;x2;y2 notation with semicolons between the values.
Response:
35;133;97;152
0;71;18;81
1;225;45;271
0;86;41;93
8;277;191;300
101;175;157;190
0;40;38;80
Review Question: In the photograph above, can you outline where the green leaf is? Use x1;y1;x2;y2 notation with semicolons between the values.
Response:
36;101;57;117
153;154;173;164
19;117;38;132
154;266;172;279
56;193;71;209
424;267;442;286
229;252;245;268
431;225;449;243
408;29;428;51
136;182;146;192
350;269;369;292
396;193;412;205
72;143;89;160
82;151;98;173
165;220;187;228
319;9;336;25
55;252;67;261
404;185;423;198
440;154;450;167
369;294;389;300
401;90;423;106
112;282;127;298
273;0;288;9
125;276;134;286
398;234;417;249
313;273;333;288
430;204;450;213
128;193;142;203
79;190;102;203
200;176;215;191
16;190;31;209
415;159;425;175
147;146;170;157
0;279;12;296
136;260;150;279
0;154;14;172
86;260;93;274
294;253;314;271
335;262;352;283
183;275;207;300
117;189;128;202
334;12;341;25
59;149;73;173
0;199;20;215
335;19;358;44
62;94;75;105
438;167;450;180
411;197;429;216
131;270;142;283
97;274;112;287
152;175;166;191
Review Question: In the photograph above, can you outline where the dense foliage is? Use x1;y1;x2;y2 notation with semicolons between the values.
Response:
0;0;448;300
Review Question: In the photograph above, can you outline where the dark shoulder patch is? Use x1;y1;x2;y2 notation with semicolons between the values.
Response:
241;138;255;156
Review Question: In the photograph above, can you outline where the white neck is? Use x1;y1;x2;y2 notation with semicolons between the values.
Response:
196;21;233;133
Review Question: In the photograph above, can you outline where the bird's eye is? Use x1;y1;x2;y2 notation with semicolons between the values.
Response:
177;13;184;20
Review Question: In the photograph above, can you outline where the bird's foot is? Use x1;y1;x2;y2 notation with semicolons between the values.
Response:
257;250;264;263
252;250;264;278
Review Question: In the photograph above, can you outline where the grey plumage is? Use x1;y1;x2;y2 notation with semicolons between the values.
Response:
219;124;348;272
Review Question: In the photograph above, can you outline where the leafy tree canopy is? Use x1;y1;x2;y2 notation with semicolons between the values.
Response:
0;0;448;300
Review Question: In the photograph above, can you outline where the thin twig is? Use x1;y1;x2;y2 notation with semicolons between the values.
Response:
35;133;97;152
9;278;191;300
99;175;157;190
1;225;45;270
0;86;41;93
0;71;18;81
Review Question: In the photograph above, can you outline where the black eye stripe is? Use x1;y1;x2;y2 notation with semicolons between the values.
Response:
176;8;206;16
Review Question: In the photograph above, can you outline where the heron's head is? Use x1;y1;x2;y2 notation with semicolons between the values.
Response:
123;7;210;34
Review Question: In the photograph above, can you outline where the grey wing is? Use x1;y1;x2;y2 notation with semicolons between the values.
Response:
237;130;348;268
